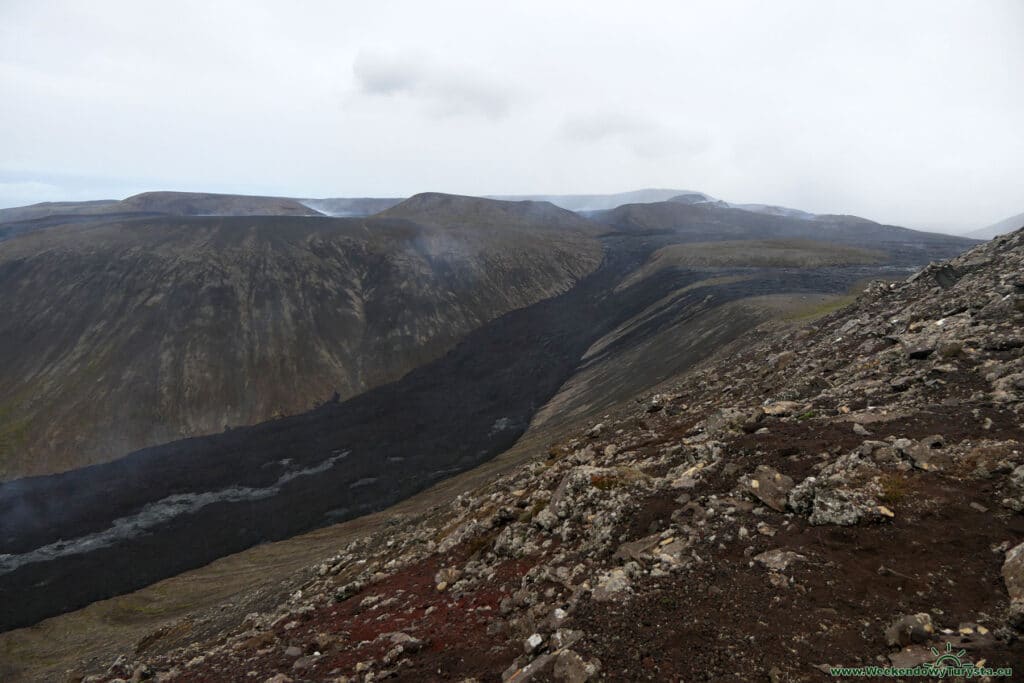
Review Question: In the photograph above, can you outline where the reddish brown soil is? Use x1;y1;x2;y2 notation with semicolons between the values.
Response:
181;544;543;682
572;475;1024;681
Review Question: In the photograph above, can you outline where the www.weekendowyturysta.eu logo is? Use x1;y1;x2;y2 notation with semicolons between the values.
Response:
828;642;1013;678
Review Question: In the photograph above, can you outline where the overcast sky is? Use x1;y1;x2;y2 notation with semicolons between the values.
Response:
1;1;1021;232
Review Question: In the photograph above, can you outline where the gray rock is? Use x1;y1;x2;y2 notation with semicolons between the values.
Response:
524;633;544;654
656;539;688;561
546;607;569;630
487;618;510;637
741;465;794;512
549;466;615;519
808;488;873;526
754;549;807;571
1002;541;1024;601
884;613;934;646
762;401;803;417
550;628;583;650
937;340;963;358
790;478;883;526
292;655;317;671
933;264;962;286
906;343;936;360
130;664;153;683
592;568;631;602
553;649;601;682
1007;600;1024;630
334;580;365;602
533;506;559;531
908;435;952;472
435;567;462;585
772;350;797;368
107;654;129;676
614;534;662;562
502;654;554;682
912;263;961;289
788;454;886;525
706;407;759;434
890;375;914;392
859;440;898;464
387;631;423;652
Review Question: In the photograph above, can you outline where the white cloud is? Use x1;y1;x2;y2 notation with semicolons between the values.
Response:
0;0;1021;229
353;50;423;95
560;112;649;143
353;48;514;119
560;113;711;160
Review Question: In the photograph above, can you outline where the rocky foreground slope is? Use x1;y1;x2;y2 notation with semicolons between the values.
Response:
80;229;1024;681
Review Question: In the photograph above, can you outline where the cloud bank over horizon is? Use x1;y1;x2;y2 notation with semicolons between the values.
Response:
1;0;1021;233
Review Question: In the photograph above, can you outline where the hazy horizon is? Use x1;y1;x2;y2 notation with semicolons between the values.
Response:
2;0;1022;234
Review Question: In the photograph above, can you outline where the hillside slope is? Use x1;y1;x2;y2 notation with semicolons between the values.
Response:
0;200;601;478
69;228;1024;682
967;211;1024;240
593;199;975;263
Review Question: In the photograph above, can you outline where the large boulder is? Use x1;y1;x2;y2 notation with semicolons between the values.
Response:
1002;542;1024;600
1002;541;1024;628
787;453;888;526
740;465;794;511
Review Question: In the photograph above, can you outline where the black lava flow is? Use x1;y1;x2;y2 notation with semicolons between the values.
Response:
0;233;922;631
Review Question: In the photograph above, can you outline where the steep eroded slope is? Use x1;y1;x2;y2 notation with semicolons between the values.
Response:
0;202;601;478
